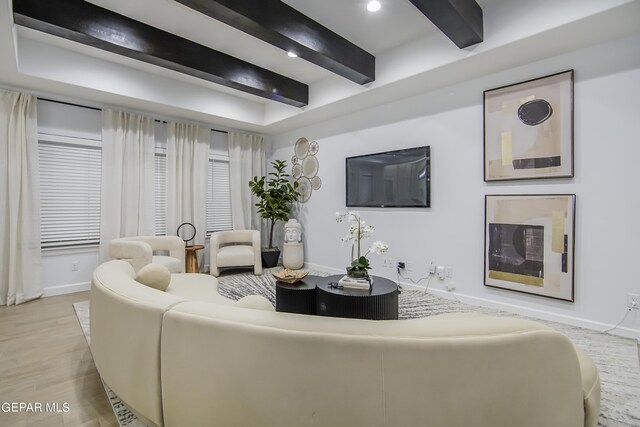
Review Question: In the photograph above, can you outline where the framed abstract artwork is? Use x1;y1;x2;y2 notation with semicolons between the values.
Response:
484;70;574;181
484;194;576;302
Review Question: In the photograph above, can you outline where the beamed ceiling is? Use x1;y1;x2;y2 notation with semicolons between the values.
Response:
1;0;639;134
12;0;482;107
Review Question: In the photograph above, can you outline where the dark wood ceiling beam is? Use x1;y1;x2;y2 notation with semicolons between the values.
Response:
408;0;483;48
175;0;375;85
12;0;308;107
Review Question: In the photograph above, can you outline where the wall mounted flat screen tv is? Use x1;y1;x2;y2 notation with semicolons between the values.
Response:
346;146;430;208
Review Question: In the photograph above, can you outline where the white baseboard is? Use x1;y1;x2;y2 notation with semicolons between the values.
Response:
419;285;640;340
306;262;640;340
304;262;344;275
43;281;91;297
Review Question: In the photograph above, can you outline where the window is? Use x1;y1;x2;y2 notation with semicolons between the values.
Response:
39;135;101;247
154;151;167;235
154;135;232;236
154;123;167;235
207;157;233;234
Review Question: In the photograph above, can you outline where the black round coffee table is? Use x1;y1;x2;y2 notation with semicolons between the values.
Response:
315;275;398;320
275;275;320;315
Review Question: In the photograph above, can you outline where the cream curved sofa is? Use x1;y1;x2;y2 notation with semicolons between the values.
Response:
90;260;600;427
109;236;185;273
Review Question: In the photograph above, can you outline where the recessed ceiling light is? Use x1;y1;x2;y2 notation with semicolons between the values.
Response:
287;51;298;58
367;1;381;12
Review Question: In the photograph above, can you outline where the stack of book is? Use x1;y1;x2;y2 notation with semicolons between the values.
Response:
338;275;372;290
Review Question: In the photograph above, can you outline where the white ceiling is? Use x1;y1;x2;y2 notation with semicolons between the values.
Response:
1;0;639;135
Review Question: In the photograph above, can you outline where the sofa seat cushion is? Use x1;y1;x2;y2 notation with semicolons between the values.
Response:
166;273;235;306
152;255;182;273
216;245;254;267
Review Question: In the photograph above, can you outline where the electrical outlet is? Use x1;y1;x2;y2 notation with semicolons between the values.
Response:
447;282;456;291
628;293;640;310
71;261;79;272
428;263;436;274
436;265;445;280
397;261;406;269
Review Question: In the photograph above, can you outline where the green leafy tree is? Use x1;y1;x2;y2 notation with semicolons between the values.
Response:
249;160;299;249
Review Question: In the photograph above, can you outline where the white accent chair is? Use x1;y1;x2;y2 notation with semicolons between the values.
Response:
109;236;185;273
209;230;262;277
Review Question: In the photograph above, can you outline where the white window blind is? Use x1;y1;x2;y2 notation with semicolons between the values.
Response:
207;158;233;233
155;153;167;235
39;139;101;247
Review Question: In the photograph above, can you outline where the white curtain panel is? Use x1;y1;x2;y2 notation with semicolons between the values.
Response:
0;90;43;305
228;132;264;232
166;122;208;266
99;109;156;261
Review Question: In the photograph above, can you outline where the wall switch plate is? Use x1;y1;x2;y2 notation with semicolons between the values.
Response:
71;261;79;272
628;293;640;310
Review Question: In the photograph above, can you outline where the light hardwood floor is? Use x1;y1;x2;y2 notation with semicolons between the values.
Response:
0;291;118;427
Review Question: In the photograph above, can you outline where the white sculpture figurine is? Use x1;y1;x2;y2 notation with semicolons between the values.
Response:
284;219;302;243
283;219;304;269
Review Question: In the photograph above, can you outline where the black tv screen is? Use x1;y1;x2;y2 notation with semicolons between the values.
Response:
346;146;430;208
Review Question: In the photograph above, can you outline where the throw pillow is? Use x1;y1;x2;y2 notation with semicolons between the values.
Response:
136;264;171;291
234;295;275;311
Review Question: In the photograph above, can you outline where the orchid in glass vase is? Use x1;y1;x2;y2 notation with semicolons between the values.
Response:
336;211;389;278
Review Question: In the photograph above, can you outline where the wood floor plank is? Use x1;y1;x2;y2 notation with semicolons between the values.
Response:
0;292;118;427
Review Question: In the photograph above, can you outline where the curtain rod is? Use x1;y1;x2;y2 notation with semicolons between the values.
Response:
39;97;229;134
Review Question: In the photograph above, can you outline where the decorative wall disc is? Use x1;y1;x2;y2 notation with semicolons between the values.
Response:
302;155;319;177
296;176;312;203
292;163;302;179
310;176;322;190
309;141;319;155
294;137;309;159
292;137;320;203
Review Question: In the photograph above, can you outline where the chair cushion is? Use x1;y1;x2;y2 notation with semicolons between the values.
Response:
216;245;255;267
234;295;275;311
166;273;235;306
152;255;182;273
136;264;172;291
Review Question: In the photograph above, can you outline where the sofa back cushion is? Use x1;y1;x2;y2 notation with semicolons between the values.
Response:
160;302;584;427
91;260;185;427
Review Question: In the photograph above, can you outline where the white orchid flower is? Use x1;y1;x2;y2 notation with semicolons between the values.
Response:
335;211;389;267
369;240;389;254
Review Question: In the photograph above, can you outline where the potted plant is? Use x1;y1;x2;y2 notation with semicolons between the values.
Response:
336;211;389;278
249;160;299;268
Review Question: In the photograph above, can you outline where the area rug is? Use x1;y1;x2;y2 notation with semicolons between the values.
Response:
74;267;640;426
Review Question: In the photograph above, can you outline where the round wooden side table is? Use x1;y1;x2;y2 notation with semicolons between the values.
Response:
185;245;205;273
